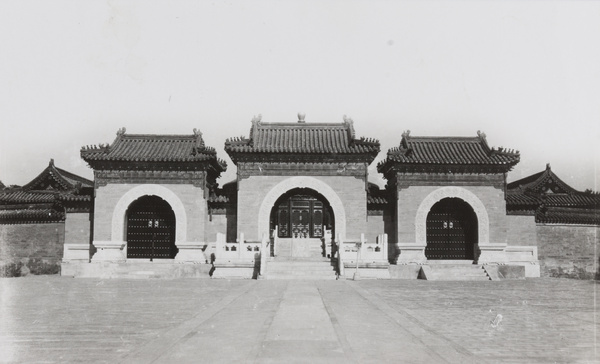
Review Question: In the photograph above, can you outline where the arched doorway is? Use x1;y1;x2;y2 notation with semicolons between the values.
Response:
270;188;334;257
126;195;177;260
425;198;477;260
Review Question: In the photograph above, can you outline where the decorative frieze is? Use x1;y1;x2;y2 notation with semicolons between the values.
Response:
94;170;205;188
395;172;505;191
236;162;367;180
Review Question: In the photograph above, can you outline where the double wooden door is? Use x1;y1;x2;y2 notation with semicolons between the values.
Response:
126;196;177;260
276;195;329;239
425;199;476;260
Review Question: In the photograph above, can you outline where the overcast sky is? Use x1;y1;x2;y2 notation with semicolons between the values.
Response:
1;0;598;190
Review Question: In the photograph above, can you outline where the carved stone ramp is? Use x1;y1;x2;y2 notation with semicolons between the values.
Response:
265;257;337;280
419;264;491;281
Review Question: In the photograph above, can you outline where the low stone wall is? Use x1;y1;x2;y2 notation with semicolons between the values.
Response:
0;223;65;276
537;224;599;280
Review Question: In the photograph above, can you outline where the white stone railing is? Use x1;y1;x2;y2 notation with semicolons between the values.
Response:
339;233;388;264
272;226;278;257
324;228;333;258
335;233;344;277
259;233;269;276
214;233;261;263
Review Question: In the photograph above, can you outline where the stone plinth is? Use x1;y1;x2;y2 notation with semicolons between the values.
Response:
396;243;427;264
62;243;90;262
477;243;507;264
91;241;126;262
175;242;207;263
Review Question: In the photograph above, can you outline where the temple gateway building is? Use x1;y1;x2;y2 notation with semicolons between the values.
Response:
2;114;599;279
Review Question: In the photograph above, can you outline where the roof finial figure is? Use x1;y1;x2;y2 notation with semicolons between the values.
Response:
401;130;411;138
251;114;262;123
477;130;486;139
298;112;306;123
546;163;551;170
343;115;353;124
117;127;126;136
193;128;203;138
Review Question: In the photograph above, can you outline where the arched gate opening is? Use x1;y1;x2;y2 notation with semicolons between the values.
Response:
126;195;177;260
425;198;477;260
269;188;334;258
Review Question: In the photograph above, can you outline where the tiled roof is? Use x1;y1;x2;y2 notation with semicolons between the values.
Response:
507;163;576;194
81;128;227;171
0;190;56;204
367;183;390;205
506;165;600;224
225;116;380;163
378;131;519;173
0;160;93;222
505;193;541;207
0;206;65;223
536;207;600;225
22;159;93;191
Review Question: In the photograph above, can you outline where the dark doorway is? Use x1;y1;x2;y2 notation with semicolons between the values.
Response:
270;188;333;239
126;195;177;260
425;198;477;260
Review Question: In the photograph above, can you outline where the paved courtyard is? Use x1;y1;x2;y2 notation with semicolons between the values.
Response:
0;277;597;363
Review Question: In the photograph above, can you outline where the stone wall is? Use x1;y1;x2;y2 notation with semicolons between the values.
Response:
396;185;507;245
0;223;65;276
537;224;599;279
506;215;536;246
65;212;92;246
238;175;367;241
93;183;206;245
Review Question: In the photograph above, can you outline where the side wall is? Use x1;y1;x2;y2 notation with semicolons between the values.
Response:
65;212;92;245
537;225;599;279
0;223;65;276
238;175;367;241
506;215;537;246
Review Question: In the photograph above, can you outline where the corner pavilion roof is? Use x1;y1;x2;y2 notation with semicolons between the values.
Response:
378;130;520;174
225;115;380;164
0;160;93;223
81;128;227;172
506;164;600;225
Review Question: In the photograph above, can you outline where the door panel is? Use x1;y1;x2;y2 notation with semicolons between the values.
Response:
425;200;475;260
126;196;176;260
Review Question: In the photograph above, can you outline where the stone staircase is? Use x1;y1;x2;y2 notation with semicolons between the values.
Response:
418;264;491;281
263;257;337;280
275;238;324;258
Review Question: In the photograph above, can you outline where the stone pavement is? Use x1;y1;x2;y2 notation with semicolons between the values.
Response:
0;277;597;363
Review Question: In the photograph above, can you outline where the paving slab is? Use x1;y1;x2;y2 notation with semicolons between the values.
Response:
0;276;598;363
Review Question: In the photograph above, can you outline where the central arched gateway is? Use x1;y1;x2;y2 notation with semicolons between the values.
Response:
425;198;477;260
269;188;335;258
271;188;334;239
126;195;178;260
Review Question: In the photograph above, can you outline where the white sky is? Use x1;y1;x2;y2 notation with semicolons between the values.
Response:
1;0;599;190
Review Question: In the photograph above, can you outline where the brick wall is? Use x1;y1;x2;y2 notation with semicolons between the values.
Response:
505;215;537;246
396;185;507;244
94;183;206;243
537;225;599;279
65;212;91;245
0;223;64;276
366;214;384;244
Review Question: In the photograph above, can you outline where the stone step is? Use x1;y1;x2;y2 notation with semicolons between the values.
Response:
419;265;491;281
264;274;337;280
264;259;337;280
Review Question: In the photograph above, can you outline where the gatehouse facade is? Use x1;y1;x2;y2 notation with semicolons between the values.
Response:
2;115;599;279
